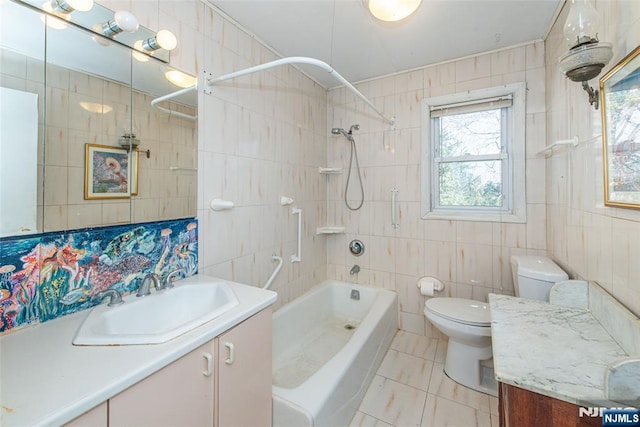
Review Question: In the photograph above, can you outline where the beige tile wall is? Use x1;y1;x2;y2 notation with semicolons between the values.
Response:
41;62;196;231
126;0;330;306
545;0;640;317
2;26;196;233
327;42;548;335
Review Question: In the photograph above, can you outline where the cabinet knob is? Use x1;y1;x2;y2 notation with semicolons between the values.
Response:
224;342;235;365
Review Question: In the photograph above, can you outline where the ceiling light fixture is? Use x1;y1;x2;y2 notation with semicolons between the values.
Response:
50;0;93;13
367;0;422;22
79;102;112;114
558;0;613;109
165;70;197;88
102;10;139;37
141;29;177;51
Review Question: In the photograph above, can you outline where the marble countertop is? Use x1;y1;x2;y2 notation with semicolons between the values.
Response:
489;293;628;406
0;275;277;427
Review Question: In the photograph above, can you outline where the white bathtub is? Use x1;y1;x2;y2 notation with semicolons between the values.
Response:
272;281;398;427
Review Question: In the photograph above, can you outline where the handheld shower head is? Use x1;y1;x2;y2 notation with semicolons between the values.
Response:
331;125;359;141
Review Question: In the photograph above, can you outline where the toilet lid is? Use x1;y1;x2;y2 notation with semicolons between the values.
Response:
425;298;491;326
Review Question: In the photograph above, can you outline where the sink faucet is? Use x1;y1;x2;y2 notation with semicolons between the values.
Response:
136;273;161;297
162;268;185;289
96;289;124;306
350;265;360;275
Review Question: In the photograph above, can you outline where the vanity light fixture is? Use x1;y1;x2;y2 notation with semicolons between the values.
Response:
366;0;422;22
50;0;93;13
132;40;150;62
102;10;139;37
141;29;177;52
558;0;613;109
41;1;70;28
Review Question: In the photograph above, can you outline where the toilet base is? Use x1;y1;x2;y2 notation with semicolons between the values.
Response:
443;339;498;397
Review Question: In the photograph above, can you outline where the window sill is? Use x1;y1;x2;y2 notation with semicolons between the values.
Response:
422;210;526;223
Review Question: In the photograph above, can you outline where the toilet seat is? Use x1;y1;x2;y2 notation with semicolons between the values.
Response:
425;298;490;327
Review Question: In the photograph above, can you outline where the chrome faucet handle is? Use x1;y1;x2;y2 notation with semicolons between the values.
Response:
136;273;161;297
96;289;124;307
163;268;185;289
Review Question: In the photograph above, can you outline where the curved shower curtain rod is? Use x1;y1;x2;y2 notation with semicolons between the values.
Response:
205;56;396;128
150;84;198;121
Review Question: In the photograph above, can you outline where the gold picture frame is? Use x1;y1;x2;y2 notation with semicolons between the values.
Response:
600;44;640;209
84;144;138;200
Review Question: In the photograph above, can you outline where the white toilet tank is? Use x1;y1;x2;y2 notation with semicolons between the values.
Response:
510;256;568;301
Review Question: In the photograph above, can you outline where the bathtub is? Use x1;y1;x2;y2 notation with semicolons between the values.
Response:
272;280;398;427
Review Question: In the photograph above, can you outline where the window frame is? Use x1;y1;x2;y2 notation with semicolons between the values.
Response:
421;83;526;223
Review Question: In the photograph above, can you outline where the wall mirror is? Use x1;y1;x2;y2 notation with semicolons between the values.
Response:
600;44;640;209
0;0;197;237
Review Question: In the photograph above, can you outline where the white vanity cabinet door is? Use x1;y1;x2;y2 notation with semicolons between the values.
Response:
216;307;272;427
108;342;215;427
63;402;108;427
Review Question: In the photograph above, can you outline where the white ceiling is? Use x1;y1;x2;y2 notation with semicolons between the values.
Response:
209;0;563;88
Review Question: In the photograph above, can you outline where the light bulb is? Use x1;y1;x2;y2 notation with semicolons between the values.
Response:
102;10;139;37
132;40;150;62
563;0;600;48
50;0;93;13
141;29;177;51
41;2;69;28
156;29;177;50
368;0;421;22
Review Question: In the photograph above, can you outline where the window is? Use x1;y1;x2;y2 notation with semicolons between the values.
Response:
421;83;526;222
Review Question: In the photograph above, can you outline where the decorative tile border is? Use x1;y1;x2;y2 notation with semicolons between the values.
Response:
0;218;198;334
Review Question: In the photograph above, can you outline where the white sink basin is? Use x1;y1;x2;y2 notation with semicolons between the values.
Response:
73;280;239;345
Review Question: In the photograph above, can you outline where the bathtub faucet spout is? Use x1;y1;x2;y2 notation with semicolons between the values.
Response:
350;265;360;275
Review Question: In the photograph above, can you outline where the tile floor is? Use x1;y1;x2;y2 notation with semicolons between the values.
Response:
350;330;499;427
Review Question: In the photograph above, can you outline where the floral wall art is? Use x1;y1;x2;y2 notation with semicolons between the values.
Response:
0;218;197;334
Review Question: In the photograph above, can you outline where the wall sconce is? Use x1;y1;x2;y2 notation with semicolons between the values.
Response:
50;0;93;13
141;29;177;51
366;0;422;22
558;0;613;109
102;10;139;37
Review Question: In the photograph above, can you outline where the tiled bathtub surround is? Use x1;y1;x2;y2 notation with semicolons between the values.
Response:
0;218;198;334
326;41;548;335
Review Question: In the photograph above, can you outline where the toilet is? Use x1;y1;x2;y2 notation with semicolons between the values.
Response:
424;255;568;396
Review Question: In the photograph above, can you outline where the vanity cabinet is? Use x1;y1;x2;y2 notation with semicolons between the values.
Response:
499;382;601;427
109;341;215;426
63;402;108;427
107;307;272;427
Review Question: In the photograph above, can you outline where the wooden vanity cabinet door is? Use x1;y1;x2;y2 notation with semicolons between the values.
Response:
499;382;601;427
63;402;107;427
216;308;272;427
109;341;215;427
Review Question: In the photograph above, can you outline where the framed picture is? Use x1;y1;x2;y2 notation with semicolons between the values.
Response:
84;144;137;199
600;44;640;209
131;149;139;196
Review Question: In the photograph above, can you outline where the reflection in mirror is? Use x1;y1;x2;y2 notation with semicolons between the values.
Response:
43;11;134;231
0;0;197;238
601;44;640;209
0;1;45;237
